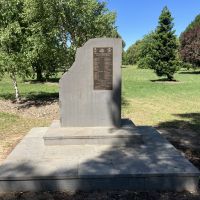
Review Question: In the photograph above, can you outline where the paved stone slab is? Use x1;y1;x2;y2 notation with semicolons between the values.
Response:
0;126;199;192
44;119;143;146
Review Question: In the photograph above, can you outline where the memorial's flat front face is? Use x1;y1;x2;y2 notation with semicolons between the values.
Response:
93;47;113;90
60;38;122;127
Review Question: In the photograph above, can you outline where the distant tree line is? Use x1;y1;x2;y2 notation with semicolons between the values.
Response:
123;7;200;80
0;0;120;101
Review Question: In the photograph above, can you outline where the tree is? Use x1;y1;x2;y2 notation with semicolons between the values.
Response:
0;0;30;102
137;32;156;69
23;0;117;81
153;7;180;80
111;30;127;65
124;40;142;65
184;14;200;32
60;0;117;71
23;0;69;81
180;14;200;69
139;7;179;80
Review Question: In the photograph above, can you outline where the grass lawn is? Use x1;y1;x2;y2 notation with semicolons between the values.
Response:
0;75;59;101
122;65;200;133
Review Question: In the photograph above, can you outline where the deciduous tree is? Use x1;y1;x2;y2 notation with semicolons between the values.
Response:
137;32;156;69
124;40;142;65
23;0;117;81
180;14;200;69
0;0;30;101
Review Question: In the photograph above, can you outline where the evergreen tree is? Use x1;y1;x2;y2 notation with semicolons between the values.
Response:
151;7;179;80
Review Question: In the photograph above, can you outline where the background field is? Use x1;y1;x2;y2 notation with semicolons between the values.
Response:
122;65;200;133
0;65;200;164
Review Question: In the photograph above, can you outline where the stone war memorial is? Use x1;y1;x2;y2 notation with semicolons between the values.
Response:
0;38;199;192
60;39;121;127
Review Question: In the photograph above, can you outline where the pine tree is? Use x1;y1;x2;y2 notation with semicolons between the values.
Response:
152;6;179;80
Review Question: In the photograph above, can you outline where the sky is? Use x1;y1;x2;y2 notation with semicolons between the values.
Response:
103;0;200;49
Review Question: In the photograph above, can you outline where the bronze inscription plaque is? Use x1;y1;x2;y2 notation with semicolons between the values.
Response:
93;47;113;90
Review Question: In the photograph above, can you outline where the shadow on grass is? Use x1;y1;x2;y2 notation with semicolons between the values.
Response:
157;112;200;168
179;71;200;75
18;92;59;108
151;78;178;82
0;92;59;108
157;113;200;134
0;93;15;101
24;77;60;84
122;96;130;107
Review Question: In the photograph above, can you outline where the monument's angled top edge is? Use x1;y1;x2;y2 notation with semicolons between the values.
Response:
84;38;122;46
60;38;122;84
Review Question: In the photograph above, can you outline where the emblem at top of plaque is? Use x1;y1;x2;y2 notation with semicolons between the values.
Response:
93;47;113;90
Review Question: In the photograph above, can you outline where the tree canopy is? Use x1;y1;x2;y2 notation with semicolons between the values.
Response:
0;0;30;101
0;0;117;100
180;14;200;69
124;40;142;65
23;0;117;81
137;32;156;69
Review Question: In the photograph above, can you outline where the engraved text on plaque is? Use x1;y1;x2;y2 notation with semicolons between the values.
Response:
93;47;113;90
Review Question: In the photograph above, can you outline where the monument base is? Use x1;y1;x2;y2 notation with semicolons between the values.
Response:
43;119;143;146
0;126;199;192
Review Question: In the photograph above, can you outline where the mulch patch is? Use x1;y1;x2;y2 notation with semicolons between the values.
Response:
0;190;200;200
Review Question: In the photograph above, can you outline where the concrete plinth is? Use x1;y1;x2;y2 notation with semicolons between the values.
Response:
43;119;143;146
0;126;199;192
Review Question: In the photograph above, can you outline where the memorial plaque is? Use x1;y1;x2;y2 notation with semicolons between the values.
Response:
93;47;113;90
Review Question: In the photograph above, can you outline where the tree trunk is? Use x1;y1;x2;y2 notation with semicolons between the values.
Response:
36;66;43;82
10;73;20;102
167;74;174;81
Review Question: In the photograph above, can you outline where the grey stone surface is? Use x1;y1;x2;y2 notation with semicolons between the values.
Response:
0;177;198;192
0;126;199;192
60;38;122;127
44;119;142;146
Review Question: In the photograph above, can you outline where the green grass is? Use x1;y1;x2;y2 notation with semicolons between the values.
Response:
0;67;200;133
122;65;200;132
0;75;59;100
0;111;51;161
0;112;19;131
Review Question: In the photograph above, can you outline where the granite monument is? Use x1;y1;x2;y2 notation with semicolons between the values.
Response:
59;38;122;127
